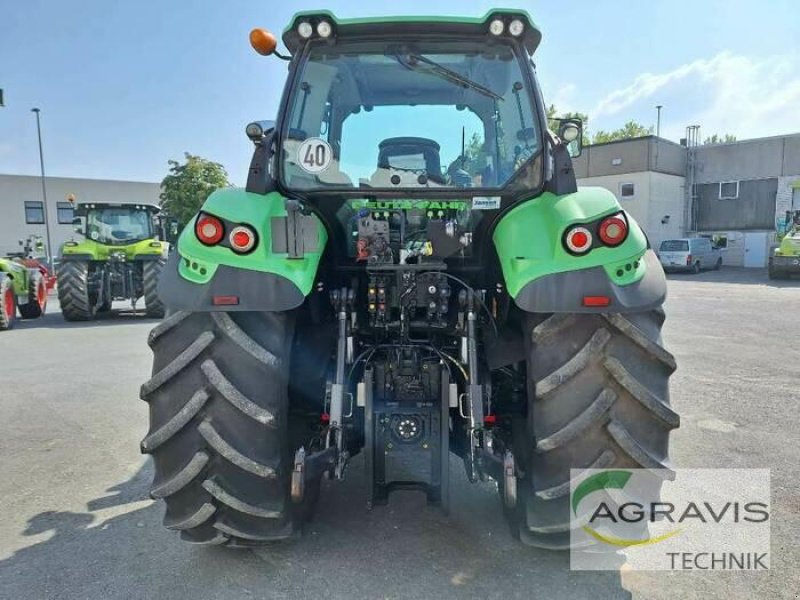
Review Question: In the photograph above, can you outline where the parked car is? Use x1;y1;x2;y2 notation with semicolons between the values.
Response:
658;238;722;273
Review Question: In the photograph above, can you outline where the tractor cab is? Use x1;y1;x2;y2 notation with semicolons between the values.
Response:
73;203;161;246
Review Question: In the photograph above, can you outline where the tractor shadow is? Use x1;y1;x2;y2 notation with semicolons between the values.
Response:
11;298;160;331
0;456;631;600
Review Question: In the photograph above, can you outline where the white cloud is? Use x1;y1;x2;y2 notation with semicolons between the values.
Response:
590;52;800;140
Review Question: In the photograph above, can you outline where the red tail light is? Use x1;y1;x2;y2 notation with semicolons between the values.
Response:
229;225;257;254
686;254;692;265
598;215;628;246
195;214;224;245
564;226;593;254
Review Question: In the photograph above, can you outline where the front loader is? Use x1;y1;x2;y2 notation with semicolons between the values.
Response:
142;10;678;549
57;202;169;320
768;209;800;279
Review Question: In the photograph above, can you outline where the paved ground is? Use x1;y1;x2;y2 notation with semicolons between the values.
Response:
0;268;797;599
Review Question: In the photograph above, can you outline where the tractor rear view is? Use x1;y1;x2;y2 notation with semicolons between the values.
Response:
57;202;168;320
142;10;678;550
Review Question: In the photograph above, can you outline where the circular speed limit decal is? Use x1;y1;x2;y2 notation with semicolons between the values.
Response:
297;137;332;173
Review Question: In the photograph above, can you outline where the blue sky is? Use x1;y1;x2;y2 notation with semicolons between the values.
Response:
1;0;799;186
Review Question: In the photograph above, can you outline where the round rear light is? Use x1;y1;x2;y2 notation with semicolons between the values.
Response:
297;21;313;39
229;225;256;254
195;214;224;245
317;20;332;38
509;19;525;36
565;226;593;254
489;19;505;36
598;215;628;247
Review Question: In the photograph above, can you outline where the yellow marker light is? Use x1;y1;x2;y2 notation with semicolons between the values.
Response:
67;193;76;203
249;28;277;56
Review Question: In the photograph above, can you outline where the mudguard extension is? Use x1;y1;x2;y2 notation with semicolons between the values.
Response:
493;188;667;313
158;188;327;312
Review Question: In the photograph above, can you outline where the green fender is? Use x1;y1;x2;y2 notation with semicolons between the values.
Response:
158;188;328;311
493;188;667;313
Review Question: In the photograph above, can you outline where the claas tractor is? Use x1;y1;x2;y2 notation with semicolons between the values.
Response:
57;202;169;320
768;209;800;279
0;236;50;330
142;10;678;549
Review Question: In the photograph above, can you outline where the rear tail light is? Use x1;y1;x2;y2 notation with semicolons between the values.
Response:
598;215;628;247
686;254;692;265
195;214;224;246
583;295;611;307
229;225;257;254
564;226;593;254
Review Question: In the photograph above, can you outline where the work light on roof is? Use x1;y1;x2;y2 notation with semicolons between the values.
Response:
489;19;505;36
317;20;332;38
509;19;525;37
297;21;313;39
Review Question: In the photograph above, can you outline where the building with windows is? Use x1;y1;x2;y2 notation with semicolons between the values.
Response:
572;133;800;267
0;174;161;257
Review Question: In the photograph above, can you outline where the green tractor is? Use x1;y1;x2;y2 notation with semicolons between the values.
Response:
768;210;800;279
57;202;170;320
142;11;678;549
0;236;50;330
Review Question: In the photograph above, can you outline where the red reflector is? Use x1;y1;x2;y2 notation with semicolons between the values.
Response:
228;225;257;253
212;295;239;306
320;412;330;423
484;415;497;425
564;226;593;254
583;295;611;307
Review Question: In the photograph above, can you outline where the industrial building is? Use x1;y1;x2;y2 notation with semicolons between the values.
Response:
0;174;160;257
574;132;800;267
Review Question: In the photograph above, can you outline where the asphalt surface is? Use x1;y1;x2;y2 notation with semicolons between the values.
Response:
0;268;797;600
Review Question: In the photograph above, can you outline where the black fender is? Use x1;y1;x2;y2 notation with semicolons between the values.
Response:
157;252;305;312
513;249;667;313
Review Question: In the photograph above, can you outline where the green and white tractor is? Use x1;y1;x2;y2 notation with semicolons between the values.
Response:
0;236;50;330
142;10;678;549
768;210;800;279
57;202;169;320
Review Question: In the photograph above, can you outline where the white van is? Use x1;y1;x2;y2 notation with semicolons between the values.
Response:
658;238;722;273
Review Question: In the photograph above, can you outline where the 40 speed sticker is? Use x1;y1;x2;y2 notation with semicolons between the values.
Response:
297;137;332;174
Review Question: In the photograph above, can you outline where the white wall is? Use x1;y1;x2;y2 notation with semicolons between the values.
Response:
577;172;686;249
0;174;161;256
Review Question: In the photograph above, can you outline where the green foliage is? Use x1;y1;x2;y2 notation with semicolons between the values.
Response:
703;133;737;145
592;121;654;144
159;153;230;226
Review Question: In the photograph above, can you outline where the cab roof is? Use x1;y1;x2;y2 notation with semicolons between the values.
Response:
74;202;160;214
282;10;542;55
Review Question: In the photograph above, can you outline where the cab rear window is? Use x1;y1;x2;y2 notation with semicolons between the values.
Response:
660;240;689;251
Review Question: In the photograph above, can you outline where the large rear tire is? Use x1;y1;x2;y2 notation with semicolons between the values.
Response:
0;277;16;330
143;259;165;318
508;309;678;550
141;310;297;546
18;272;47;319
57;261;95;321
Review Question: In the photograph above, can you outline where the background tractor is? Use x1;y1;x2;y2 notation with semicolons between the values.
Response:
0;235;50;330
142;10;677;550
768;210;800;279
57;202;171;320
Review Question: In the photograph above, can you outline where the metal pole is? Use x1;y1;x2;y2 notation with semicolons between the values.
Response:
656;105;663;138
31;108;53;264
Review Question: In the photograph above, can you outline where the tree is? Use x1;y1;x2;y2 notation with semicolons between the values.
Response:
160;153;230;226
592;121;654;144
703;133;737;145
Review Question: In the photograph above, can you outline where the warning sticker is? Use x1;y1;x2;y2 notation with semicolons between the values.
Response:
297;137;332;174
